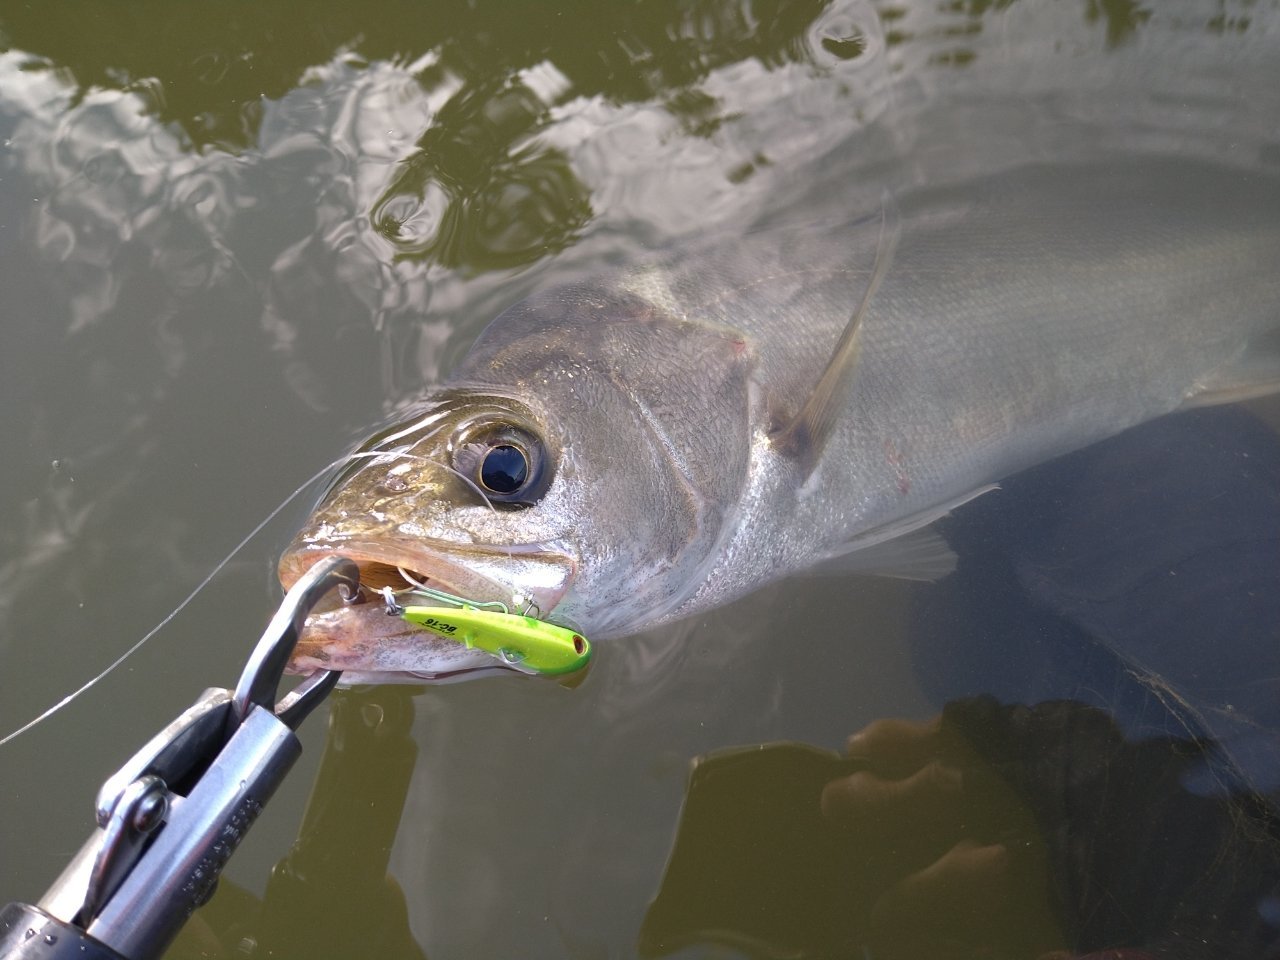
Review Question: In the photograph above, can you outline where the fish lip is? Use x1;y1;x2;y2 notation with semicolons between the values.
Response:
280;537;578;682
278;537;575;615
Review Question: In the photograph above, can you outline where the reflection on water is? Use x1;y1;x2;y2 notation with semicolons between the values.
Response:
0;0;886;272
1;1;1279;958
370;79;594;270
0;0;844;153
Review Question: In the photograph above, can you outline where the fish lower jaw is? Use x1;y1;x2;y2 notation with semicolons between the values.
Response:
286;599;536;683
327;668;524;686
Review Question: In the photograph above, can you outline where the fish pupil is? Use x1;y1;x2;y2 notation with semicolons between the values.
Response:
480;444;528;494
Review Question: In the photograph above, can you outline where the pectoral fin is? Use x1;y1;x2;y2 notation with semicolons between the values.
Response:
1180;329;1280;409
812;527;959;581
773;192;901;472
810;485;999;581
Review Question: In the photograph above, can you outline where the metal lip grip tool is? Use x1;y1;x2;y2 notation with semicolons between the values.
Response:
0;556;357;960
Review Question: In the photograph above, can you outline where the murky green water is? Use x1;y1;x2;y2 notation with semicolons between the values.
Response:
2;2;1278;958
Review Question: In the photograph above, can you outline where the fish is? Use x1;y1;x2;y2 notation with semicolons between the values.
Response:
279;156;1280;680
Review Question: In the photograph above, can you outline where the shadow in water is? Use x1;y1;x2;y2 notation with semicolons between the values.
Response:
644;694;1280;959
917;404;1280;798
639;403;1280;959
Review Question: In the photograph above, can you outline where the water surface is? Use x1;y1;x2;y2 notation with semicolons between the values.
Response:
1;2;1278;957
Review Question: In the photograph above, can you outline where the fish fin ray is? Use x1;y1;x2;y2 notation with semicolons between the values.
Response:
810;527;958;581
811;484;1000;581
1181;330;1280;409
772;189;901;471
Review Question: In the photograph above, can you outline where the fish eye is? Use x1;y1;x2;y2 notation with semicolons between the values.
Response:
479;444;528;494
452;422;550;506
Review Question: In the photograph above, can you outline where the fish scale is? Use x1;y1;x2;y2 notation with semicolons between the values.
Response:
282;154;1280;670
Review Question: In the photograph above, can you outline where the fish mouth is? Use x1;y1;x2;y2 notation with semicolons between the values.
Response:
279;538;574;610
278;538;577;682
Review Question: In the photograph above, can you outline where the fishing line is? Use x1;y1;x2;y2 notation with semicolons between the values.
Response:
0;437;502;746
0;453;354;747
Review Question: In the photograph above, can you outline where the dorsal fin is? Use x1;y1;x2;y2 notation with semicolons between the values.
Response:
773;191;900;471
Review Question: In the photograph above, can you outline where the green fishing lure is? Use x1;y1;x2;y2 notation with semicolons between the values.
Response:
400;605;591;677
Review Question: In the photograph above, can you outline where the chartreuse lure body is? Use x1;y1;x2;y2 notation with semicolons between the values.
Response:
400;605;591;676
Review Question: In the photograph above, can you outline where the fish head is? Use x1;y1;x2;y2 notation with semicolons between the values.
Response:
280;281;757;654
279;390;578;620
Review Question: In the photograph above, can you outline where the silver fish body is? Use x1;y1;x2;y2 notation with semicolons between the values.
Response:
630;157;1280;625
282;156;1280;669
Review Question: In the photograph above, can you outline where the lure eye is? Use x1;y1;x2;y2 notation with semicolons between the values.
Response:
452;422;550;506
479;444;529;494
